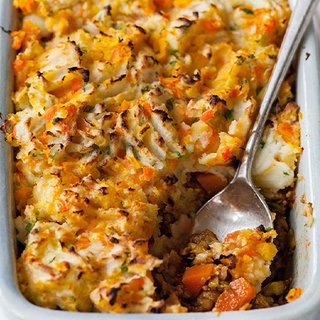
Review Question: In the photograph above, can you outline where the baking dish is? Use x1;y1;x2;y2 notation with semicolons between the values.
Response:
3;3;318;319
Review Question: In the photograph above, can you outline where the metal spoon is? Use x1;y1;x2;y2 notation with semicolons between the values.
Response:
193;0;319;241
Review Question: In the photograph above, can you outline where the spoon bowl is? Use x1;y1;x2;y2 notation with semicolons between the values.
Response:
193;178;272;241
192;0;319;241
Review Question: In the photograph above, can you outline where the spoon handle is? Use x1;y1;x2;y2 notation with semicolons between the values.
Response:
237;0;319;181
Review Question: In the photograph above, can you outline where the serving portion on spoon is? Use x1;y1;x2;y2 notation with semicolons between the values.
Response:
193;0;319;241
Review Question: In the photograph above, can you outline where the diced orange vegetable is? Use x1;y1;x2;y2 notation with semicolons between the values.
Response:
221;147;231;161
196;173;227;196
115;126;123;135
142;101;152;115
75;236;91;250
238;247;256;257
229;88;239;99
37;131;48;144
254;66;264;83
264;17;276;37
182;264;214;296
200;110;214;122
119;100;131;112
60;123;71;134
64;175;80;185
116;277;145;304
154;0;172;10
158;76;181;98
51;77;83;98
44;106;57;124
56;199;68;213
16;0;37;14
125;277;145;292
143;1;156;16
13;57;25;74
11;31;26;50
70;77;84;92
277;122;294;144
178;125;191;137
15;187;32;201
202;20;221;33
215;277;255;311
143;167;154;181
225;230;240;242
66;104;77;117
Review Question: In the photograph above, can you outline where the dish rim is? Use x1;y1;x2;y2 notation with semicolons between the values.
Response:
1;1;320;319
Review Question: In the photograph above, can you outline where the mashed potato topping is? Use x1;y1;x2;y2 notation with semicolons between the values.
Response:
4;0;301;313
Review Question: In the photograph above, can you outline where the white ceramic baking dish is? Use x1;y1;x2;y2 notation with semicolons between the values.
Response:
1;1;320;319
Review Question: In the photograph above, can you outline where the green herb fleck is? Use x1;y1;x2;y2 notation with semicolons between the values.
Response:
241;8;254;15
124;142;131;151
259;34;268;46
166;98;175;111
268;54;277;59
25;83;31;88
260;140;265;149
48;257;56;264
80;47;87;55
141;85;150;93
176;152;183;159
169;49;179;59
266;227;273;232
25;222;34;234
191;117;200;124
169;60;178;66
105;145;111;155
248;54;255;59
224;110;233;120
241;79;248;87
120;265;128;272
283;172;290;176
82;82;87;90
228;24;238;31
91;144;100;151
84;105;95;113
113;23;125;30
132;146;140;160
120;200;125;208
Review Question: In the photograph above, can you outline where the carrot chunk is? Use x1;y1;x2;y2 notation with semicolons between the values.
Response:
277;122;294;144
200;110;214;122
215;277;255;311
142;101;152;115
143;167;154;181
11;31;26;50
182;264;214;296
154;0;172;10
70;77;83;92
202;20;221;33
44;106;57;124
